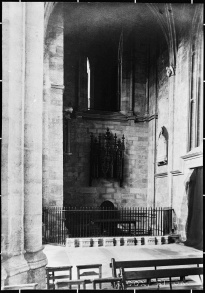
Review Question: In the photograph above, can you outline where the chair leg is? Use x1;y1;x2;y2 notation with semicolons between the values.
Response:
180;276;185;282
169;277;172;290
99;266;102;289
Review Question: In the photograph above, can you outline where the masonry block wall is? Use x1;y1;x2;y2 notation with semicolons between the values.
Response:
133;40;148;116
63;33;149;208
171;33;191;236
146;39;170;208
155;43;169;207
120;36;147;116
63;119;148;208
147;35;190;224
147;7;203;240
45;4;203;244
171;13;203;240
43;4;64;207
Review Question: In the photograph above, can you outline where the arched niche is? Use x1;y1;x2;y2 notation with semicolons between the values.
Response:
157;126;168;166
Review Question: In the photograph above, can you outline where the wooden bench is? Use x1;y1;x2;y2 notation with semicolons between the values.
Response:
110;257;203;290
46;265;72;290
2;283;38;290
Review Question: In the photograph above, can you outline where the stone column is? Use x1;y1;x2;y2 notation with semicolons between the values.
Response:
167;74;176;207
42;47;50;207
2;1;29;285
24;2;47;288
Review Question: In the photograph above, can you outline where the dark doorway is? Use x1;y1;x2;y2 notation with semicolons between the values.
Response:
100;200;114;209
185;167;203;250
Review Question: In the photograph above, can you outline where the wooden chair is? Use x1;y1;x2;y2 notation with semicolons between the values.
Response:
92;277;122;290
55;279;86;290
2;283;38;290
46;265;72;290
76;264;102;289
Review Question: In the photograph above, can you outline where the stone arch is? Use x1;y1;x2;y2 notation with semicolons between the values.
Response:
43;2;64;207
44;2;58;33
147;3;177;73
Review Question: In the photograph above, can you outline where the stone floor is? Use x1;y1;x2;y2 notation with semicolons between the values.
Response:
43;243;203;290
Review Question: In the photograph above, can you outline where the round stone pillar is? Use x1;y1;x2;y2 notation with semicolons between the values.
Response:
2;1;29;285
42;47;50;207
24;2;47;288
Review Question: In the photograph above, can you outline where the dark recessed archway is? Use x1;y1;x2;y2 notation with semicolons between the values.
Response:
100;200;114;209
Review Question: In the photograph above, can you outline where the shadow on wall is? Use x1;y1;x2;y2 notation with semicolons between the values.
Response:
184;167;203;250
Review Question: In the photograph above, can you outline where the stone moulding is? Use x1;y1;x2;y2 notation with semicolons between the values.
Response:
24;250;48;270
77;110;128;122
2;255;30;279
135;113;158;123
160;145;203;181
154;172;168;178
74;111;158;124
181;145;203;165
178;144;203;174
170;170;183;176
51;83;65;90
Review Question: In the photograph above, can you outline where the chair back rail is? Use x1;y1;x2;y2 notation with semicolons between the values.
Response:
77;264;102;270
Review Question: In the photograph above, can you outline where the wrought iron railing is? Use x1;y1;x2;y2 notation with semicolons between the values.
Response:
42;206;173;245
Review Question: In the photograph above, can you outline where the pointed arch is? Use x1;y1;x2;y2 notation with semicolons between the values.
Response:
146;3;177;72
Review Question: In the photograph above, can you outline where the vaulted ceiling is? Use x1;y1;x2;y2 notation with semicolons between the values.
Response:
63;2;196;51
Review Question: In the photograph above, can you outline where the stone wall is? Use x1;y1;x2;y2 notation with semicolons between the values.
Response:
44;2;203;242
63;119;148;208
43;3;64;207
155;45;169;207
133;41;148;116
121;37;148;116
63;28;149;208
147;6;203;240
2;1;202;290
147;40;158;207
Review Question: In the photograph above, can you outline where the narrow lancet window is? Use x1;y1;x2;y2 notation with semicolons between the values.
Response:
87;57;91;110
